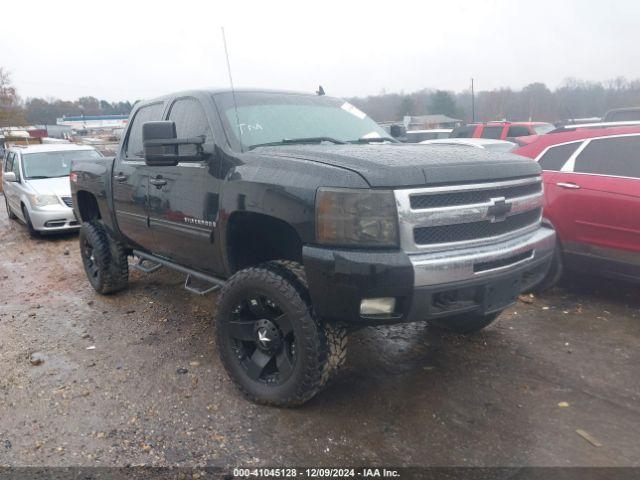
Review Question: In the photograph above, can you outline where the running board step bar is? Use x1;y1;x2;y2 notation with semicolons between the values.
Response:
130;257;163;274
131;250;225;296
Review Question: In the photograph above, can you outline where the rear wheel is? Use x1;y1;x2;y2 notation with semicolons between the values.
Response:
21;205;37;236
429;311;500;334
215;261;346;406
79;221;129;294
4;196;16;220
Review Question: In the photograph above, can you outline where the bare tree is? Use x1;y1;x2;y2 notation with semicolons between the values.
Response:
0;68;26;127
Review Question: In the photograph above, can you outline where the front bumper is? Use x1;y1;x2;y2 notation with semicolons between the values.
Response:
28;204;80;232
303;225;556;325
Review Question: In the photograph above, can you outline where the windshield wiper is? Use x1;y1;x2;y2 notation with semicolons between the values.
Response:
350;136;398;144
26;176;50;179
248;137;347;150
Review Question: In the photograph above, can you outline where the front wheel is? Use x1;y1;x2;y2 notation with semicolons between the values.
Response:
21;205;37;236
429;311;500;334
5;196;17;220
79;221;129;294
215;261;345;406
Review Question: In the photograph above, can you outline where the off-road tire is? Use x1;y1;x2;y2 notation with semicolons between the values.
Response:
429;311;500;334
215;261;345;406
79;221;129;294
21;205;37;236
5;196;17;220
269;260;348;386
530;243;563;293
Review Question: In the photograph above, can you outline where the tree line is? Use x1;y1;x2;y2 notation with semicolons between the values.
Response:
0;67;134;128
348;78;640;124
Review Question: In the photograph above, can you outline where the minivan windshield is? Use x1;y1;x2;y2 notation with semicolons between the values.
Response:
22;149;102;180
215;92;390;151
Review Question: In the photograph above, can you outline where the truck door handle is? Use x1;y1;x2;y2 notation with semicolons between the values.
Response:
556;182;580;190
114;173;127;182
150;177;167;188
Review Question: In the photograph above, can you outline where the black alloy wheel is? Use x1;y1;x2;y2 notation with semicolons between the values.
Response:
78;221;129;294
228;294;296;385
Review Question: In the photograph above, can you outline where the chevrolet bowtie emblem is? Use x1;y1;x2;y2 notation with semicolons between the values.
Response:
487;197;512;222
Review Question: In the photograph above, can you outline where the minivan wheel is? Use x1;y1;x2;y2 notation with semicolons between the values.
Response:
215;262;345;406
5;196;17;220
21;205;37;236
429;311;500;334
79;221;129;294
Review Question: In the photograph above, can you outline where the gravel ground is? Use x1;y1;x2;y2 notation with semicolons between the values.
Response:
0;198;639;468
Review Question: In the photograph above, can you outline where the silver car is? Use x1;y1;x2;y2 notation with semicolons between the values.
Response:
2;144;102;235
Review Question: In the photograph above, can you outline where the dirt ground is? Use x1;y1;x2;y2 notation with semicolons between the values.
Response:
0;199;639;469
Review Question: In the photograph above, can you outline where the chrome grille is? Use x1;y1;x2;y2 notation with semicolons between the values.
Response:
61;196;73;208
410;182;541;209
414;208;542;245
395;176;544;253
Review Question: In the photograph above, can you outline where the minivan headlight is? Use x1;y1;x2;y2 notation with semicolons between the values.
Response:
316;187;398;247
29;194;60;207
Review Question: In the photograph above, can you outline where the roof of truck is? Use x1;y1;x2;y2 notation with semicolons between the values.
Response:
140;88;317;104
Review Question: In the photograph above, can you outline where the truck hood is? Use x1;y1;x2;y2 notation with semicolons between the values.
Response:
27;177;71;197
252;144;540;187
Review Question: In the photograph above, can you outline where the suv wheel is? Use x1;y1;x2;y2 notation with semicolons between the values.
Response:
215;261;347;406
21;205;37;236
5;196;16;220
530;243;563;293
429;311;500;334
79;221;129;294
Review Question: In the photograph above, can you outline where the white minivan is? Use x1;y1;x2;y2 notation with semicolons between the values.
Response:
2;144;102;235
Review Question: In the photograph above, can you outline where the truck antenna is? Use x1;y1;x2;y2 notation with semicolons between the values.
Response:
221;27;243;152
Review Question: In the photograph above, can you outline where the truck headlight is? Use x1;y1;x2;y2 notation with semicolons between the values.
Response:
29;194;60;207
316;187;398;247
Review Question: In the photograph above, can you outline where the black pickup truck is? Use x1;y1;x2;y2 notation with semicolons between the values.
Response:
71;89;556;406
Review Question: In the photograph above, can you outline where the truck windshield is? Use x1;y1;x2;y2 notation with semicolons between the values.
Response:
214;92;389;151
22;150;102;180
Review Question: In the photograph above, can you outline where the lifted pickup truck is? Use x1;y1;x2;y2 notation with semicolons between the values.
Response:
71;89;555;406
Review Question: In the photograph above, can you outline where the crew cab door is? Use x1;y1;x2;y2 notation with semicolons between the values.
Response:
146;96;221;274
112;102;165;248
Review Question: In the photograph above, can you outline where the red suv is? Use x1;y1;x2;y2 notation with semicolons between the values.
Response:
514;125;640;286
451;121;555;140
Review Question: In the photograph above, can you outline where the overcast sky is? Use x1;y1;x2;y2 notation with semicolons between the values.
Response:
1;0;637;102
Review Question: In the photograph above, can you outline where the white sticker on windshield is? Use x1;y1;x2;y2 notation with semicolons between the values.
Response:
341;102;366;120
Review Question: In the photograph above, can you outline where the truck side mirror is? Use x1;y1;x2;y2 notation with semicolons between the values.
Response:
3;171;17;182
143;121;179;166
142;121;205;167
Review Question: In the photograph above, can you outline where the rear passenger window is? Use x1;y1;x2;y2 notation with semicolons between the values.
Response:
450;126;476;138
574;136;640;178
125;103;165;158
538;142;581;171
507;126;530;137
481;126;503;139
167;98;213;156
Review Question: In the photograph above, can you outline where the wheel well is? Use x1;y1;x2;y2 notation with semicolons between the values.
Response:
227;212;303;273
76;191;101;222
